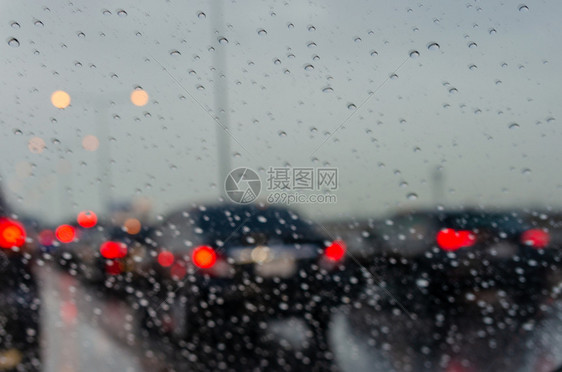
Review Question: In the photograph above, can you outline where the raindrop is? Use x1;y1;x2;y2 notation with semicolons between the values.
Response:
390;73;398;80
74;61;82;67
489;28;497;35
102;9;112;16
278;131;287;137
427;42;440;51
308;25;316;32
196;85;205;90
310;127;318;133
13;129;23;136
354;37;362;42
522;168;531;175
8;38;19;47
370;50;378;57
312;55;320;61
287;23;294;29
34;20;44;27
468;42;477;48
322;87;333;93
448;87;458;94
197;11;206;19
304;64;314;71
257;29;267;36
273;58;281;65
546;117;555;123
307;42;317;48
10;22;20;29
469;64;477;70
170;50;181;56
347;103;357;110
409;50;420;58
117;9;128;17
519;5;529;12
77;31;86;38
508;123;520;129
407;193;418;200
188;69;196;75
218;37;228;45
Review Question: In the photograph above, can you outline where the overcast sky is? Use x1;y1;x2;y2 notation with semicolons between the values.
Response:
1;0;561;223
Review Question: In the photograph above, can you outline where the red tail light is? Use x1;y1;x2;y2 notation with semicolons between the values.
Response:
0;218;26;249
100;241;127;259
521;229;549;249
55;224;76;243
192;245;217;269
157;250;175;267
324;240;346;261
437;228;476;251
77;210;97;228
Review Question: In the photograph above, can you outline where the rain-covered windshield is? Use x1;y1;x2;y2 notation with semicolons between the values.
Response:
1;1;562;371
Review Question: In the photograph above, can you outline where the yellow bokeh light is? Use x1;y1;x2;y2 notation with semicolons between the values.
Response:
28;137;46;154
130;89;149;107
82;135;99;151
124;218;141;235
51;90;71;109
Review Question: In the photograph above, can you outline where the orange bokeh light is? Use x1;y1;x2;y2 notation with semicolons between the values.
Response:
130;88;149;107
51;90;71;109
124;218;141;235
82;135;99;151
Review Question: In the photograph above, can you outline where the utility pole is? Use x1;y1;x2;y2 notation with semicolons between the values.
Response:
212;1;231;198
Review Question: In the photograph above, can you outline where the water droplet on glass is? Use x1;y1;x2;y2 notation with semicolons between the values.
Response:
218;37;228;45
427;42;440;51
257;29;267;36
407;193;418;200
469;64;477;70
13;129;23;136
170;50;181;56
370;50;378;57
307;42;317;48
287;23;294;29
522;168;531;175
312;55;320;61
278;131;287;137
519;5;529;12
197;11;206;19
34;20;44;27
304;64;314;71
354;37;362;42
102;9;112;15
117;9;128;17
449;87;458;94
409;50;420;58
8;38;19;47
196;85;205;90
273;58;281;65
489;28;497;35
310;127;318;133
347;103;357;110
390;73;398;80
468;42;477;48
77;31;85;38
308;25;316;32
322;87;333;93
10;22;20;29
508;123;520;129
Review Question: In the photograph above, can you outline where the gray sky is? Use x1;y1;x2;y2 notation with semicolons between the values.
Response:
1;0;562;223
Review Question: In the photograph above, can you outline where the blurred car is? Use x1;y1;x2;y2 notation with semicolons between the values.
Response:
0;217;41;371
368;209;561;316
141;203;361;348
